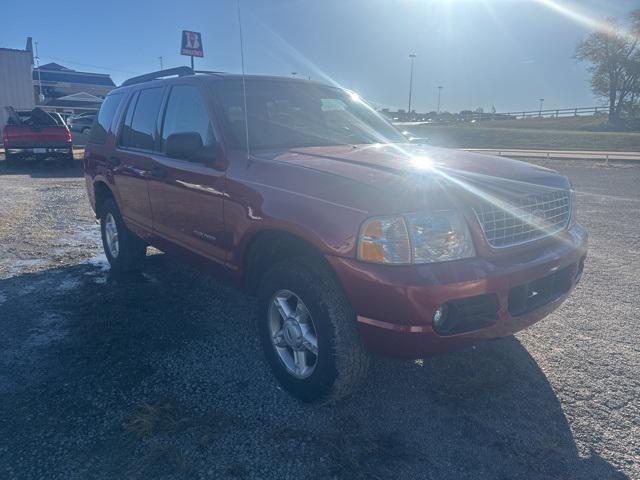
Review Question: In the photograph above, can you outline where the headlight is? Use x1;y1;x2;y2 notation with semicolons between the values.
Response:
357;216;412;264
357;211;475;264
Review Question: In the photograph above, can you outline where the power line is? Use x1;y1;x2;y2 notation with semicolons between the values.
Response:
39;55;143;75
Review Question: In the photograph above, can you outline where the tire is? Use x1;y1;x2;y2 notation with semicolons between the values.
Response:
257;257;370;403
81;127;91;136
100;198;146;272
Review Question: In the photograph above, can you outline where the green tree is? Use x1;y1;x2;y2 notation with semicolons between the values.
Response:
575;10;640;125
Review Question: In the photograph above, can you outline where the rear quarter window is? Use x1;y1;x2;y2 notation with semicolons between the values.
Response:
89;93;124;145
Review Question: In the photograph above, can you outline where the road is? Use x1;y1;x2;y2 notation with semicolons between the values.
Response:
0;159;638;479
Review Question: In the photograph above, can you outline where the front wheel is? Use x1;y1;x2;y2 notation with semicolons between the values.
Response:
257;257;370;403
100;198;146;272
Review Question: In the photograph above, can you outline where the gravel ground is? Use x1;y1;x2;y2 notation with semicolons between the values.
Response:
0;158;638;479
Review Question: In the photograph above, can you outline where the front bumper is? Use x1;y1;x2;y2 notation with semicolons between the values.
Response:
327;224;588;358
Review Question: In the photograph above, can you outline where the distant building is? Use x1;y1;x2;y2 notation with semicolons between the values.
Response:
33;62;116;102
0;38;35;130
1;38;117;131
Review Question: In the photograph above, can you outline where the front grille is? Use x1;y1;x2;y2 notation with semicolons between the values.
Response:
473;189;571;248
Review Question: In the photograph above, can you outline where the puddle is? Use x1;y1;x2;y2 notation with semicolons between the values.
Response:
56;277;81;292
86;253;109;271
9;259;48;277
24;312;68;348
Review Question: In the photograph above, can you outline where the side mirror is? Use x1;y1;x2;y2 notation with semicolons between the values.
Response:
165;132;203;160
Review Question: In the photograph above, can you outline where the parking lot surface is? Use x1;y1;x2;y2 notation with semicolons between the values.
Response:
0;159;638;479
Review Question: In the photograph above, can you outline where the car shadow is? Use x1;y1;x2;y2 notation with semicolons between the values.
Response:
0;160;83;178
0;254;627;479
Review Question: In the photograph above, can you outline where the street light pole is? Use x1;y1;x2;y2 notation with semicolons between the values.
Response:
538;98;545;117
437;86;443;114
407;54;417;120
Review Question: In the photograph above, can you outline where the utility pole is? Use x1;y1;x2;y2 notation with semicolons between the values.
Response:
538;98;545;117
158;56;163;70
437;86;443;115
407;54;417;120
34;41;44;103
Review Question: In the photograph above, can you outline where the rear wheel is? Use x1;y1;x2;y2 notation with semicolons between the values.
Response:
100;198;146;272
257;257;370;403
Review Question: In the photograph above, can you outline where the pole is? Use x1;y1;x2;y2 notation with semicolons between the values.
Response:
237;0;250;160
538;98;544;117
34;41;43;103
190;55;194;70
408;54;416;119
437;86;443;114
158;56;163;70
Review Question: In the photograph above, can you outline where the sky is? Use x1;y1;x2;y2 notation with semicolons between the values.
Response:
2;0;638;113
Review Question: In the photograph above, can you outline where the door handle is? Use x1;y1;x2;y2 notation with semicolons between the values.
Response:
151;165;167;179
107;156;121;167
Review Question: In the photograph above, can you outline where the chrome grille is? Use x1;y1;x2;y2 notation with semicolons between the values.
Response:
473;189;571;248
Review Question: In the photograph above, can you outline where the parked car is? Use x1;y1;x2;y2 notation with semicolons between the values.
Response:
68;113;95;135
3;107;73;167
84;68;587;403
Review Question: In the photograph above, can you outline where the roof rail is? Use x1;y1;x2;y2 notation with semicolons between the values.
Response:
193;70;225;75
121;66;194;87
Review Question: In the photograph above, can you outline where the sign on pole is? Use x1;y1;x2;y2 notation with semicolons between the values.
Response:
181;30;203;61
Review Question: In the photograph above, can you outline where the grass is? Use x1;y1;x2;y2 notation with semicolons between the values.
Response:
405;124;640;151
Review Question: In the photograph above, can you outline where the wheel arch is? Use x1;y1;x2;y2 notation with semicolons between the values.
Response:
242;229;337;295
93;180;115;219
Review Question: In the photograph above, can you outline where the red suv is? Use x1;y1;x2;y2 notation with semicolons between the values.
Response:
84;67;587;402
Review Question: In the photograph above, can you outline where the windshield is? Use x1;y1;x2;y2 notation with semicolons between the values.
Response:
213;78;406;150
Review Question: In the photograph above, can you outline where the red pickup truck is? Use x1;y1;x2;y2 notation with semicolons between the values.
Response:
84;68;587;403
2;107;74;167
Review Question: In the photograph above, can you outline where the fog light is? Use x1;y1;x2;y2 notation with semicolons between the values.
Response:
433;306;446;329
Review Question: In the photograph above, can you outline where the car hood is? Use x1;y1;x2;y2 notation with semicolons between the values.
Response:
255;143;568;188
251;143;570;215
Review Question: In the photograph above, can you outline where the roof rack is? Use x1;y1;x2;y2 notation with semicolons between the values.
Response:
121;66;195;87
193;70;225;75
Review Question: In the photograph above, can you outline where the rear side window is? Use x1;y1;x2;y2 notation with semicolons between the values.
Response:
90;93;124;144
128;87;164;151
161;85;216;153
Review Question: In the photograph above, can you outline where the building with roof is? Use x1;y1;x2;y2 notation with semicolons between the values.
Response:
33;62;116;102
1;37;118;130
0;38;35;130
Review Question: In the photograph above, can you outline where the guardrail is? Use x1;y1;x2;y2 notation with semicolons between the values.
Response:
462;148;640;163
387;106;607;123
468;106;606;122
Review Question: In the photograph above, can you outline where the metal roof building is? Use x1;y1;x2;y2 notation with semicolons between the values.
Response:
0;38;35;130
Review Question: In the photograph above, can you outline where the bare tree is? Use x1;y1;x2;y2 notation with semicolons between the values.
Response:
575;10;640;125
